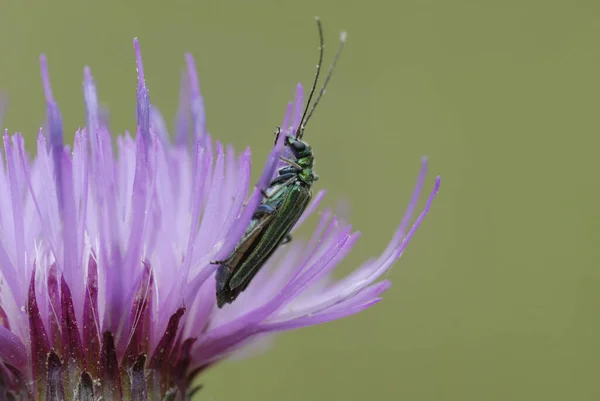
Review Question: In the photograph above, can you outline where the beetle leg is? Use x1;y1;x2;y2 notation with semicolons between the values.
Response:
279;156;302;170
254;204;276;217
281;234;292;245
272;126;282;145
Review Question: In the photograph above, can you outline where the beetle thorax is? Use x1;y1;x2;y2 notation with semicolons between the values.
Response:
297;154;316;185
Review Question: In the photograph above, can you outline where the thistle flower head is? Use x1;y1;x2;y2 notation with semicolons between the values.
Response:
0;38;440;401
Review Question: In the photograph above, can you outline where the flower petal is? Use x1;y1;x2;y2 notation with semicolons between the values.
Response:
0;325;26;368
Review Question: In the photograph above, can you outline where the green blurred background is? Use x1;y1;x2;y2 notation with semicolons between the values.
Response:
1;1;599;400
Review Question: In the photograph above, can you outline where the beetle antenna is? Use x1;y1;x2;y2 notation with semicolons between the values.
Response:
302;30;347;133
295;17;324;139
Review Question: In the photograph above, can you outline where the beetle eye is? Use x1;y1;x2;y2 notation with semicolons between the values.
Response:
290;140;306;153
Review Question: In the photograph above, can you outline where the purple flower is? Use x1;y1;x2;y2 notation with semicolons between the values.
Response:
0;38;440;401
